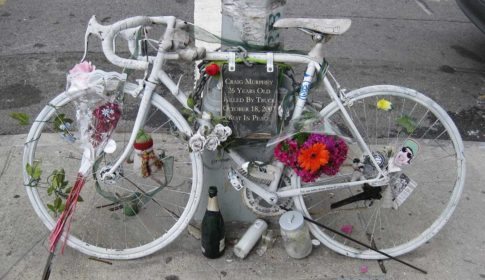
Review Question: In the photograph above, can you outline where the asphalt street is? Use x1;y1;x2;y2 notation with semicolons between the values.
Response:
0;0;484;279
0;0;484;139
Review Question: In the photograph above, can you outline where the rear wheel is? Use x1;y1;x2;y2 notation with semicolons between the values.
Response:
23;90;203;259
293;85;465;259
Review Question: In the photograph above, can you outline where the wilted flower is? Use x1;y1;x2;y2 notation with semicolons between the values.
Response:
68;61;96;91
212;124;232;142
204;134;220;151
189;133;205;153
69;61;96;75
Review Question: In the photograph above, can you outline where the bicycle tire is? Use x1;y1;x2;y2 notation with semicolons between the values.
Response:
23;90;203;259
292;85;465;259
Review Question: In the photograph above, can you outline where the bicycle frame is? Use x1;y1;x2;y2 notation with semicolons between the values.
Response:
89;16;387;205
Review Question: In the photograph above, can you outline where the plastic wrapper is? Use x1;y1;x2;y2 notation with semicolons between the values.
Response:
65;69;127;165
267;106;352;147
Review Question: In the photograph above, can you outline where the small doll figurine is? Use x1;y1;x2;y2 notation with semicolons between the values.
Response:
133;130;163;177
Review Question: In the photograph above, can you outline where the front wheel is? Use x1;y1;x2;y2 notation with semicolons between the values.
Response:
23;90;203;259
293;85;465;259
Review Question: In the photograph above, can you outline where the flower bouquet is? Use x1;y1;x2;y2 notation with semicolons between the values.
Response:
274;133;348;182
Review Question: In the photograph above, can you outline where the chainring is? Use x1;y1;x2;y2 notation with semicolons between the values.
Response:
241;171;293;217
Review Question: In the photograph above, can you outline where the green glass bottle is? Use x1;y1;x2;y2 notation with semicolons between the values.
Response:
201;186;225;258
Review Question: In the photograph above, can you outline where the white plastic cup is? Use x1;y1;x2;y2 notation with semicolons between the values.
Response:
233;219;268;259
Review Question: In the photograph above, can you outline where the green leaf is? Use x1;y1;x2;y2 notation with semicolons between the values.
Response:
187;96;195;109
58;169;65;184
25;163;33;177
26;161;42;180
32;163;42;180
294;133;309;146
10;112;30;125
47;185;54;196
77;196;84;202
58;203;65;212
51;174;59;188
54;197;62;209
64;187;72;193
396;115;417;134
47;203;56;213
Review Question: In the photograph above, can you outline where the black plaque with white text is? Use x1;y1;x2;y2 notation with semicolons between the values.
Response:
222;64;278;139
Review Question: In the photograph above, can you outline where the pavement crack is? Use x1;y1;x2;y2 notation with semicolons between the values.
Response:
206;261;222;280
0;147;13;181
0;233;49;280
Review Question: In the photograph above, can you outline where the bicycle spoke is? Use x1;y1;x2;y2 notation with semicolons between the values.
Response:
296;87;464;258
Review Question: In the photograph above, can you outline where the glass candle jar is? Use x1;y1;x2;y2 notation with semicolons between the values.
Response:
279;211;312;259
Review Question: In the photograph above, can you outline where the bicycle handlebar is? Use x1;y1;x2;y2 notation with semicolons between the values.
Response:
86;15;183;70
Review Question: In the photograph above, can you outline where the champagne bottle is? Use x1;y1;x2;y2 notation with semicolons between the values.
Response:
201;186;225;258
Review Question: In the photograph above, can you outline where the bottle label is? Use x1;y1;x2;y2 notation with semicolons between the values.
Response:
219;238;225;252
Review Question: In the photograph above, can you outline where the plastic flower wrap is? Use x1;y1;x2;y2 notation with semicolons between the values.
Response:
67;61;96;91
91;102;122;146
267;107;352;147
274;133;348;182
64;61;127;153
48;61;127;255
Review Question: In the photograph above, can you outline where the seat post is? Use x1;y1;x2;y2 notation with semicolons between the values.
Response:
308;41;325;62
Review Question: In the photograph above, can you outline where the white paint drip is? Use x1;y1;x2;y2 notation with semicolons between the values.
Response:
414;0;434;16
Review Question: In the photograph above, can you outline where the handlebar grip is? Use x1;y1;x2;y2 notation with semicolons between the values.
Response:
101;16;154;70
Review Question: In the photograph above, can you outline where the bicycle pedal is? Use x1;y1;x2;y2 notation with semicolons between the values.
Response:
240;161;275;185
228;168;244;191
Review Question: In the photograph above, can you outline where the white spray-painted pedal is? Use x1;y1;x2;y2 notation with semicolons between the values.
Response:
228;168;244;191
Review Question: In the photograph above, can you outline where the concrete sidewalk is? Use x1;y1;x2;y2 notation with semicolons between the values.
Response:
0;135;484;280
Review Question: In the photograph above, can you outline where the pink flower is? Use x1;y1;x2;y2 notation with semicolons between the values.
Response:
67;61;96;91
360;265;368;273
340;224;353;235
69;61;95;75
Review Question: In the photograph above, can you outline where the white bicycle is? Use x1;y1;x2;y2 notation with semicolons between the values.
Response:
23;15;465;260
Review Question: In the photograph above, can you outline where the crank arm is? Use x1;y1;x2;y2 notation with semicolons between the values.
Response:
232;168;278;205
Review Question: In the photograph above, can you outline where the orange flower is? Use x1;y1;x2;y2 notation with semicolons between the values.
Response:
298;143;330;173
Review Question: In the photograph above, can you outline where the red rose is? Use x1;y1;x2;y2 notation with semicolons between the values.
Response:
205;63;220;76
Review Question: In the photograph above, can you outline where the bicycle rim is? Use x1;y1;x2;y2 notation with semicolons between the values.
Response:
293;85;465;259
23;90;203;259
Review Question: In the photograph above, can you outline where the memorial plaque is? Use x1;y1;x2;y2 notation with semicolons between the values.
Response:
222;64;278;139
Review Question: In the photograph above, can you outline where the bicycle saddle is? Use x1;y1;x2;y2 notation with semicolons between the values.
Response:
273;18;351;35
